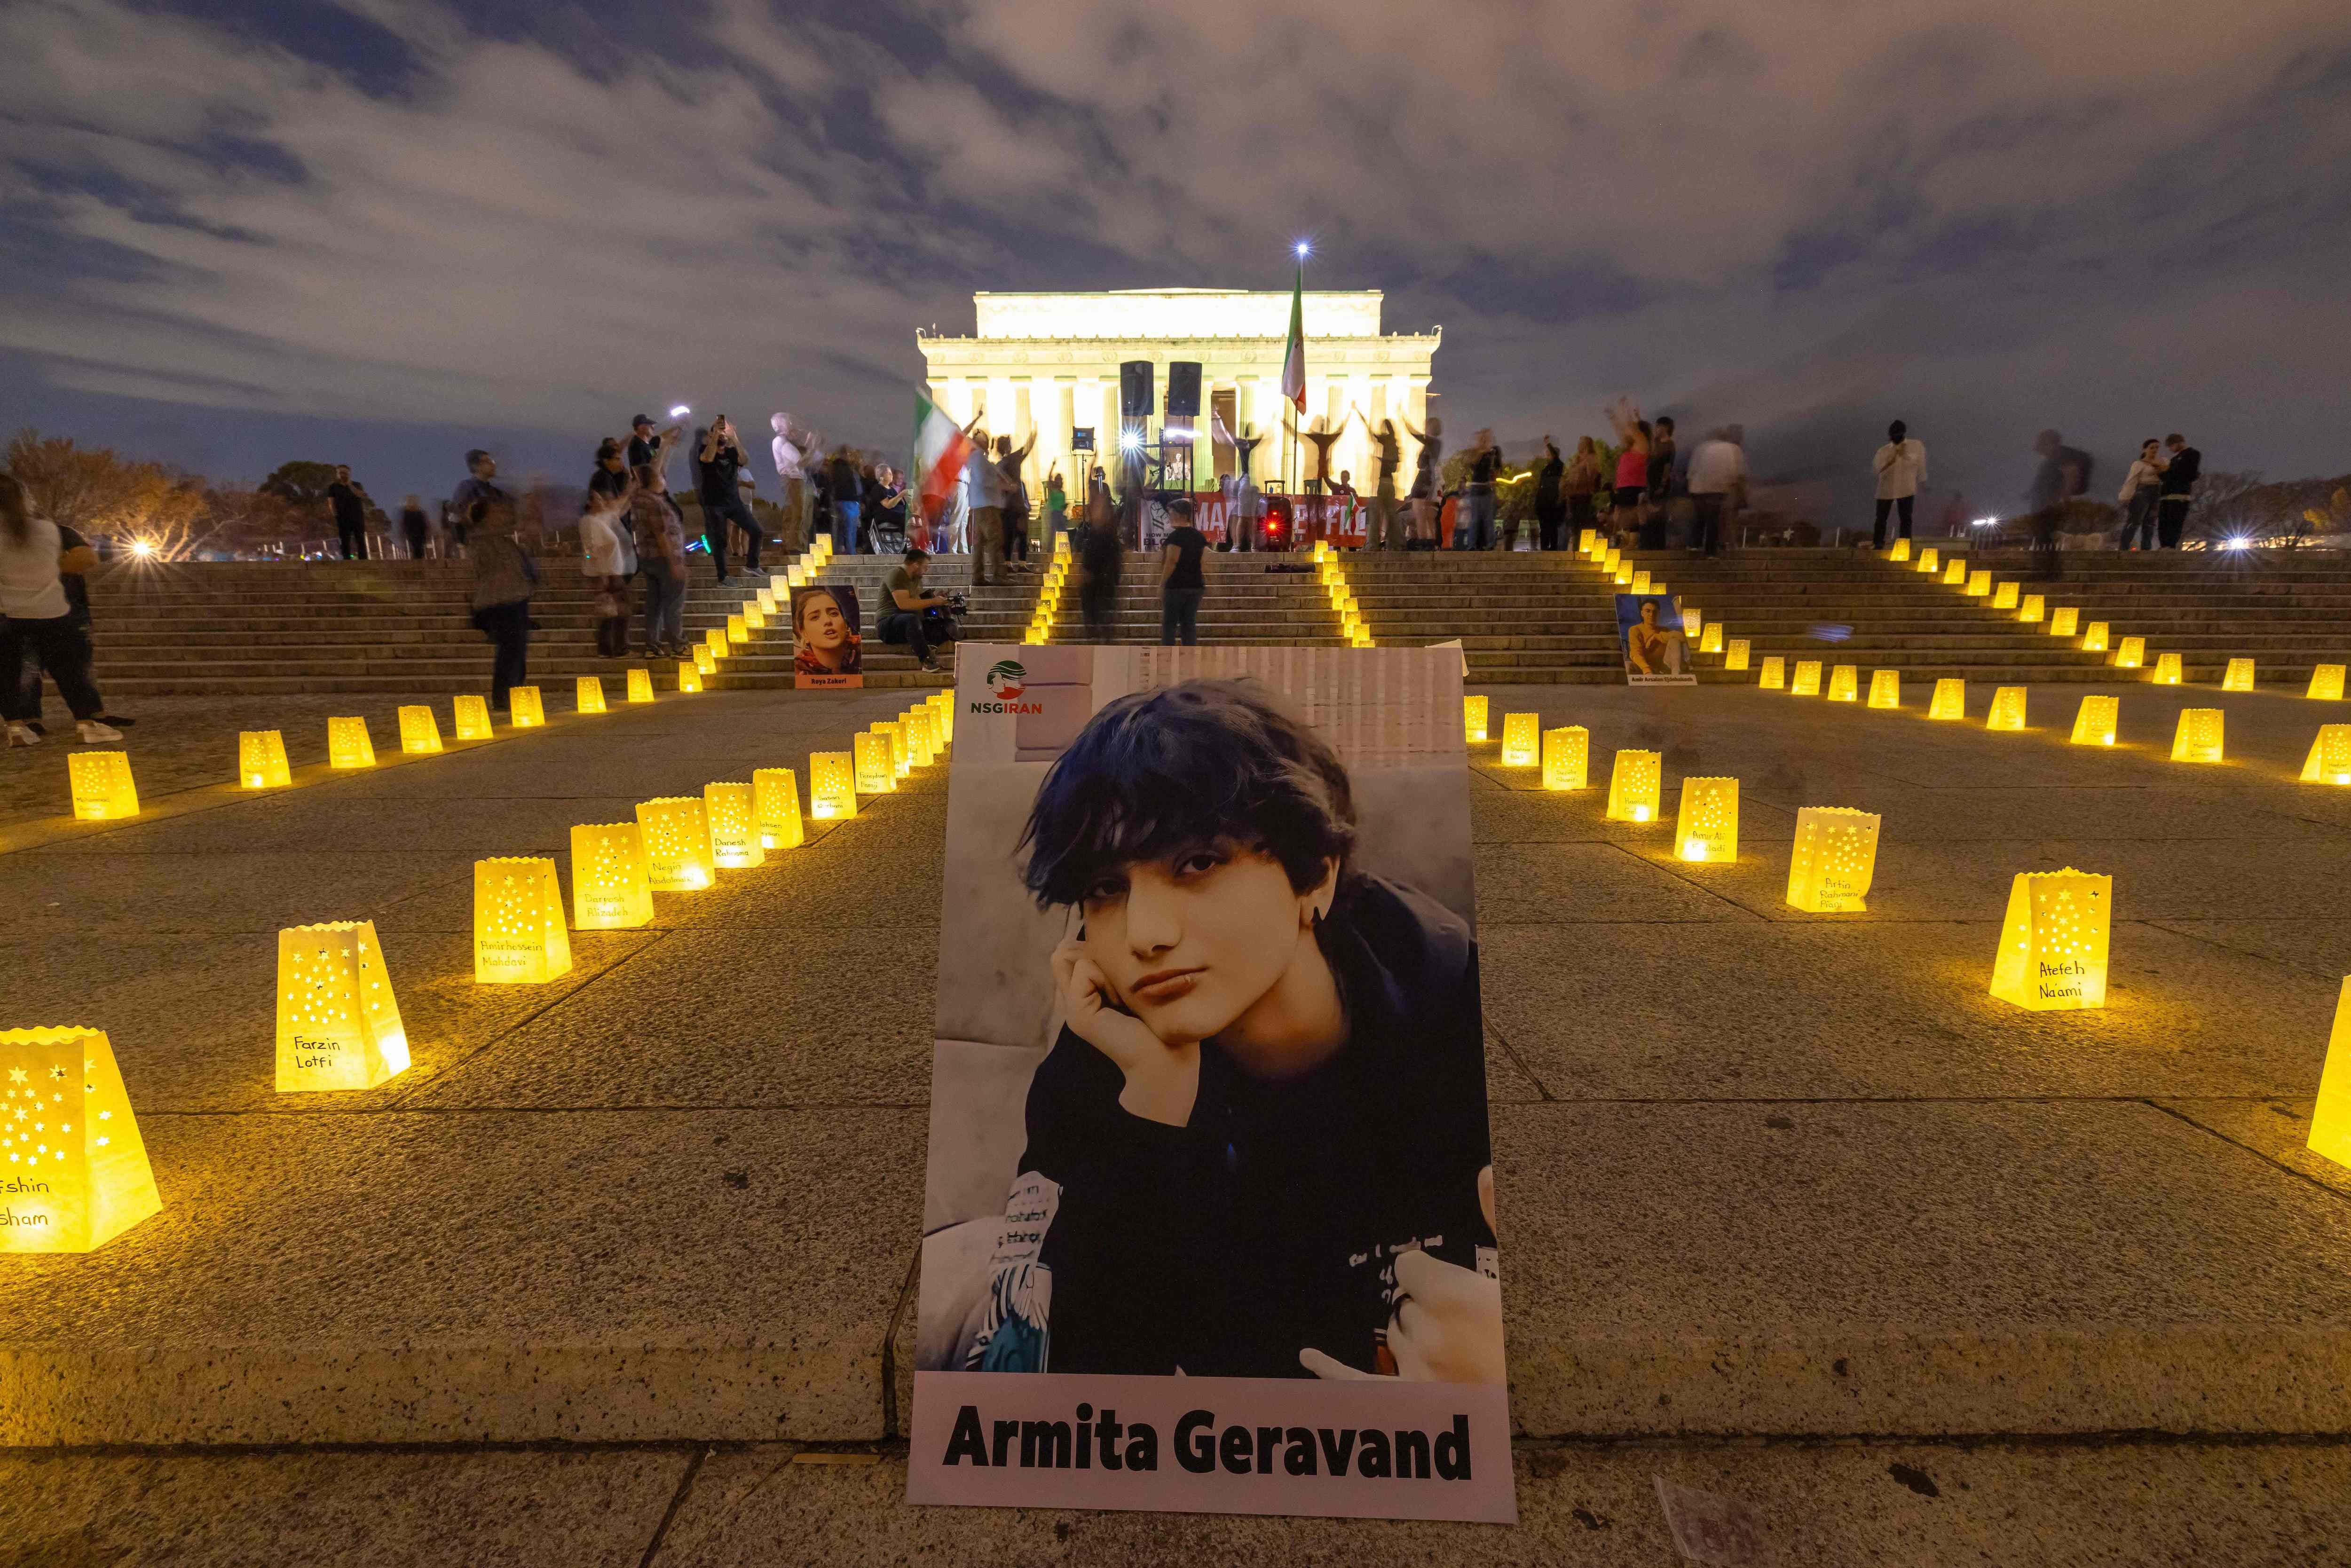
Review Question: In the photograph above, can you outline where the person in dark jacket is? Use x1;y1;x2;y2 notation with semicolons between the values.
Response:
963;680;1501;1383
326;465;370;559
2156;433;2201;549
1076;515;1123;641
697;416;759;582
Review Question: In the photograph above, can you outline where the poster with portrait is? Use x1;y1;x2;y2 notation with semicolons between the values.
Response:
909;644;1513;1524
1617;593;1693;686
791;582;862;689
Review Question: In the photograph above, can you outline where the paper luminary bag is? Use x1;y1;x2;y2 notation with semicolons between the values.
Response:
854;731;896;795
1827;664;1858;702
276;921;411;1091
2049;607;2079;637
926;690;955;746
2151;653;2182;686
1916;547;1939;573
1605;749;1662;822
1500;712;1539;766
726;614;748;646
1867;670;1901;709
1577;528;1596;553
1986;686;2028;731
1928;678;1966;720
1542;725;1588;790
2081;622;2109;653
871;721;910;779
1785;806;1881;913
2222;658;2255;693
1943;559;1968;586
627;666;655;704
2071;694;2120;746
326;716;375;768
569;821;654;929
239;730;292;788
1463;695;1488;742
1725;638;1750;671
0;1027;162;1253
1629;569;1651;593
703;781;765;869
509;686;546;727
1613;562;1633;586
1988;869;2112;1011
2300;726;2351;785
756;588;777;615
753;767;806;849
1700;622;1723;653
2312;664;2348;701
2170;708;2225;763
453;694;494;740
1965;570;1992;597
1673;776;1738;862
809;750;858;819
397;705;443;755
1888;537;1911;561
635;796;718;891
904;707;939;767
2309;979;2351;1171
678;660;704;692
693;645;717;676
2018;593;2044;623
1790;659;1822;696
68;750;139;819
472;857;573;984
703;629;728;659
742;601;766;631
576;676;607;714
2114;636;2145;670
1759;655;1785;689
1991;580;2019;610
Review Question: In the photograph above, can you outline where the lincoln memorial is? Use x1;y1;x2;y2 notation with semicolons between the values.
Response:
915;288;1442;494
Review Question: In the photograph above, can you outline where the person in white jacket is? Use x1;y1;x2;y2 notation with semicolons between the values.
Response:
771;413;816;553
577;482;635;658
1871;420;1927;549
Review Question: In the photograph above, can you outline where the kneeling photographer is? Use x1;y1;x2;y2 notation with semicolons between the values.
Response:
879;546;960;674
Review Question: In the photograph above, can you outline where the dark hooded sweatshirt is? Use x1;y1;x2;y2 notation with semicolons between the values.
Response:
967;872;1492;1379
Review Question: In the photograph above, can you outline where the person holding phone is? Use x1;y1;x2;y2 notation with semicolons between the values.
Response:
962;679;1501;1384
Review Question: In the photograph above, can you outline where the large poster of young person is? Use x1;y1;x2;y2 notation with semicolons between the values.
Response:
790;582;862;689
910;644;1512;1523
1617;592;1694;685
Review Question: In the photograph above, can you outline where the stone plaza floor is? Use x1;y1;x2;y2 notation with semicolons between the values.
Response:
5;675;2351;1563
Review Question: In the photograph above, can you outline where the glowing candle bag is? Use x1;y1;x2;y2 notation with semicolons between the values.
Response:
1942;558;1967;585
872;720;911;779
2308;979;2351;1171
1605;750;1662;823
678;660;704;692
473;857;573;984
1759;656;1785;690
1790;660;1822;697
2222;658;2254;693
0;1027;161;1253
453;694;493;739
636;796;717;891
2301;726;2351;785
2152;652;2182;686
626;666;655;704
2049;607;2078;637
1785;807;1881;913
398;705;442;754
570;822;654;929
1542;726;1588;791
1464;695;1489;743
1867;670;1900;709
2170;708;2225;764
2114;636;2145;670
1988;869;2112;1011
509;686;545;727
2082;622;2109;653
576;676;607;713
240;730;292;788
855;731;897;794
810;750;858;819
753;767;806;849
2312;664;2347;701
1917;547;1939;573
276;920;411;1090
1725;638;1750;672
2070;695;2119;747
1700;623;1723;653
1500;712;1539;766
326;717;375;769
1992;581;2019;610
1888;537;1910;561
1966;569;1992;597
1928;678;1966;720
2018;593;2043;623
1985;686;2027;731
68;751;139;819
1827;664;1858;702
704;781;766;869
1673;777;1739;862
694;645;717;676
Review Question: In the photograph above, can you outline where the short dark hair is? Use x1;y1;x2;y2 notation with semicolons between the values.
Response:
1018;679;1356;908
2166;433;2185;445
1655;417;1674;433
1888;420;1906;440
465;448;491;468
904;546;929;563
596;437;622;461
1167;497;1195;519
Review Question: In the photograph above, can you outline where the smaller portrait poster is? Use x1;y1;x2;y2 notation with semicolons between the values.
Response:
1617;593;1693;686
792;583;863;689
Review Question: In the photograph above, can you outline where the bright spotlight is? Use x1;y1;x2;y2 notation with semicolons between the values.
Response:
669;403;690;418
2225;536;2249;550
1120;429;1143;452
1294;240;1311;258
130;538;157;559
1971;516;1999;528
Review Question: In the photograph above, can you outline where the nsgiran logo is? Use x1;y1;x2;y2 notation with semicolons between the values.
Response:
973;659;1043;715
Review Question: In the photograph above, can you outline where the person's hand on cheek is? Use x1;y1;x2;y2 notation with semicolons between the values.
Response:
1052;935;1199;1127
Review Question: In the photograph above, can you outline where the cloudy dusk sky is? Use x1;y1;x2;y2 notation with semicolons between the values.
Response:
4;0;2348;514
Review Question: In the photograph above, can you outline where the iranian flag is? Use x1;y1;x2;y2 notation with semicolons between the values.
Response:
913;390;975;525
1280;262;1307;412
